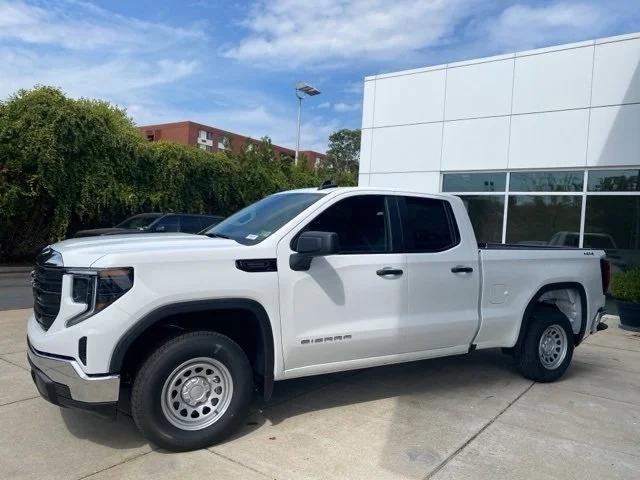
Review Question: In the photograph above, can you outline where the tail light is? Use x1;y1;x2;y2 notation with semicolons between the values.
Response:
600;258;611;294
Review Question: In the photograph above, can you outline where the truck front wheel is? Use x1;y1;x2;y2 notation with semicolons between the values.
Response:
515;305;574;382
131;331;252;451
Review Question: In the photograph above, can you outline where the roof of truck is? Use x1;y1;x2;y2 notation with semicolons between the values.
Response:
280;186;457;200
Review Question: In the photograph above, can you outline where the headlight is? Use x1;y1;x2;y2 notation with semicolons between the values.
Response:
67;267;134;326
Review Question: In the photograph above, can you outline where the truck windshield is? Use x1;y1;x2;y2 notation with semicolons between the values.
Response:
205;192;324;245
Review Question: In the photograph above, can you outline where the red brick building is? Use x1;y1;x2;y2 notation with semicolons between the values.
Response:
139;121;326;168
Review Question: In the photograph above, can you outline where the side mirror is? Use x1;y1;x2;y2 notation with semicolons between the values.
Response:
290;231;339;271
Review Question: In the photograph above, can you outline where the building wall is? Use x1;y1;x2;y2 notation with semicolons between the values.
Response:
359;32;640;190
360;32;640;271
139;121;326;166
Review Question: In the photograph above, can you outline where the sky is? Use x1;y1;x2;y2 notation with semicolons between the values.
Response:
1;1;639;152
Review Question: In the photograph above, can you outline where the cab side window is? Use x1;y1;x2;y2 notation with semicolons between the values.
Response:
401;196;459;252
305;195;390;254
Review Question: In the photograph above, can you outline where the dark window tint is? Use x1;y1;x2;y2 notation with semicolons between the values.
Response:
506;195;581;246
305;195;389;254
402;196;458;252
584;196;640;271
153;215;180;232
585;196;640;250
509;171;583;192
180;216;205;233
442;172;506;192
458;195;504;243
587;169;640;192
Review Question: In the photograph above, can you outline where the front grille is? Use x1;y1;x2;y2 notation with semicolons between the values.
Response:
32;249;64;330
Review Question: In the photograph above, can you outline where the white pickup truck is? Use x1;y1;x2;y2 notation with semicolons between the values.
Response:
27;186;610;451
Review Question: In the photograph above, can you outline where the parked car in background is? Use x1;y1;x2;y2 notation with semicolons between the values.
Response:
72;213;224;238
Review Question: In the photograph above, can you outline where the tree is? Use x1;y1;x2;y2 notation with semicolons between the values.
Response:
0;86;358;261
326;128;360;173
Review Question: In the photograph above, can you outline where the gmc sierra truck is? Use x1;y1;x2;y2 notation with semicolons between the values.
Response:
27;186;610;451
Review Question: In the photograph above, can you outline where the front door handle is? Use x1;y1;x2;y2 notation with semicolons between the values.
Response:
451;266;473;274
377;267;403;277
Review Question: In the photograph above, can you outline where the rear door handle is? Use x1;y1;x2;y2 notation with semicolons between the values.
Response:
451;266;473;274
377;268;403;277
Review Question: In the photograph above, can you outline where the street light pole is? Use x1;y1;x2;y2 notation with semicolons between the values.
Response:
294;81;321;166
295;91;303;165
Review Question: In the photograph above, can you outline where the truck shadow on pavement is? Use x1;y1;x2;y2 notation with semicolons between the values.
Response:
225;348;527;440
58;348;524;453
59;404;148;450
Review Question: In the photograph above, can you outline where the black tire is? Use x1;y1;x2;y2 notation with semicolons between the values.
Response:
131;331;252;451
514;305;575;382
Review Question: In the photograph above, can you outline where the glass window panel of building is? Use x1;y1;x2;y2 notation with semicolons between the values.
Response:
509;171;583;192
442;172;506;192
458;195;504;244
506;195;582;246
585;195;640;273
587;169;640;192
441;169;640;270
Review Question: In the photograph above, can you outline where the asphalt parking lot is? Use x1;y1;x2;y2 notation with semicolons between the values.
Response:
0;308;639;480
0;268;31;311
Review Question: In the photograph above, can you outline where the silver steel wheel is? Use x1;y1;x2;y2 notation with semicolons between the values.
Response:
538;325;568;370
160;357;233;431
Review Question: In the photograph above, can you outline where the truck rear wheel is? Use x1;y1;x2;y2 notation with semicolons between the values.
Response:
515;305;574;382
131;331;252;451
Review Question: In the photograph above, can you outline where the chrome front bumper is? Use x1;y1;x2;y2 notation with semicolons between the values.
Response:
27;343;120;404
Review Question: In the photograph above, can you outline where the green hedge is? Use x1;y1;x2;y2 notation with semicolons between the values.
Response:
0;86;356;261
610;268;640;303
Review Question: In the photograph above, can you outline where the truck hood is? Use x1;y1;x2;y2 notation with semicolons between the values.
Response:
49;233;238;267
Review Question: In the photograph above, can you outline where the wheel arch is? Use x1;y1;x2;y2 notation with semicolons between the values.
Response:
109;298;275;400
516;282;588;350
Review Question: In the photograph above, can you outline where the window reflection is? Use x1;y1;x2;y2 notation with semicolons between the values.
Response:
442;173;506;192
585;196;640;272
458;195;504;243
509;171;583;192
506;196;582;246
587;170;640;192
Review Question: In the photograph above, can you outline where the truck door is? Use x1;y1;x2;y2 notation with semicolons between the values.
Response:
276;192;408;372
398;195;481;350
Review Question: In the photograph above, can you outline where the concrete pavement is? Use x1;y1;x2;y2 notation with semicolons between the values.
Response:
1;309;638;480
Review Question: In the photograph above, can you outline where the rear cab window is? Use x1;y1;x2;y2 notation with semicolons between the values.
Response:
398;195;460;253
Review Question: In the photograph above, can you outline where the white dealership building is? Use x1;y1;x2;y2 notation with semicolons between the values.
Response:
358;32;640;270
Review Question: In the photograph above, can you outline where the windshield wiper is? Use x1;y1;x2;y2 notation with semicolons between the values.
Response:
203;232;231;239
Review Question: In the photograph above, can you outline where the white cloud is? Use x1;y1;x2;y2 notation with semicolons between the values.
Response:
343;81;363;95
333;102;360;112
0;1;203;52
316;101;331;109
224;0;475;68
225;0;634;70
482;2;614;51
0;1;335;151
0;0;205;135
0;48;197;100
